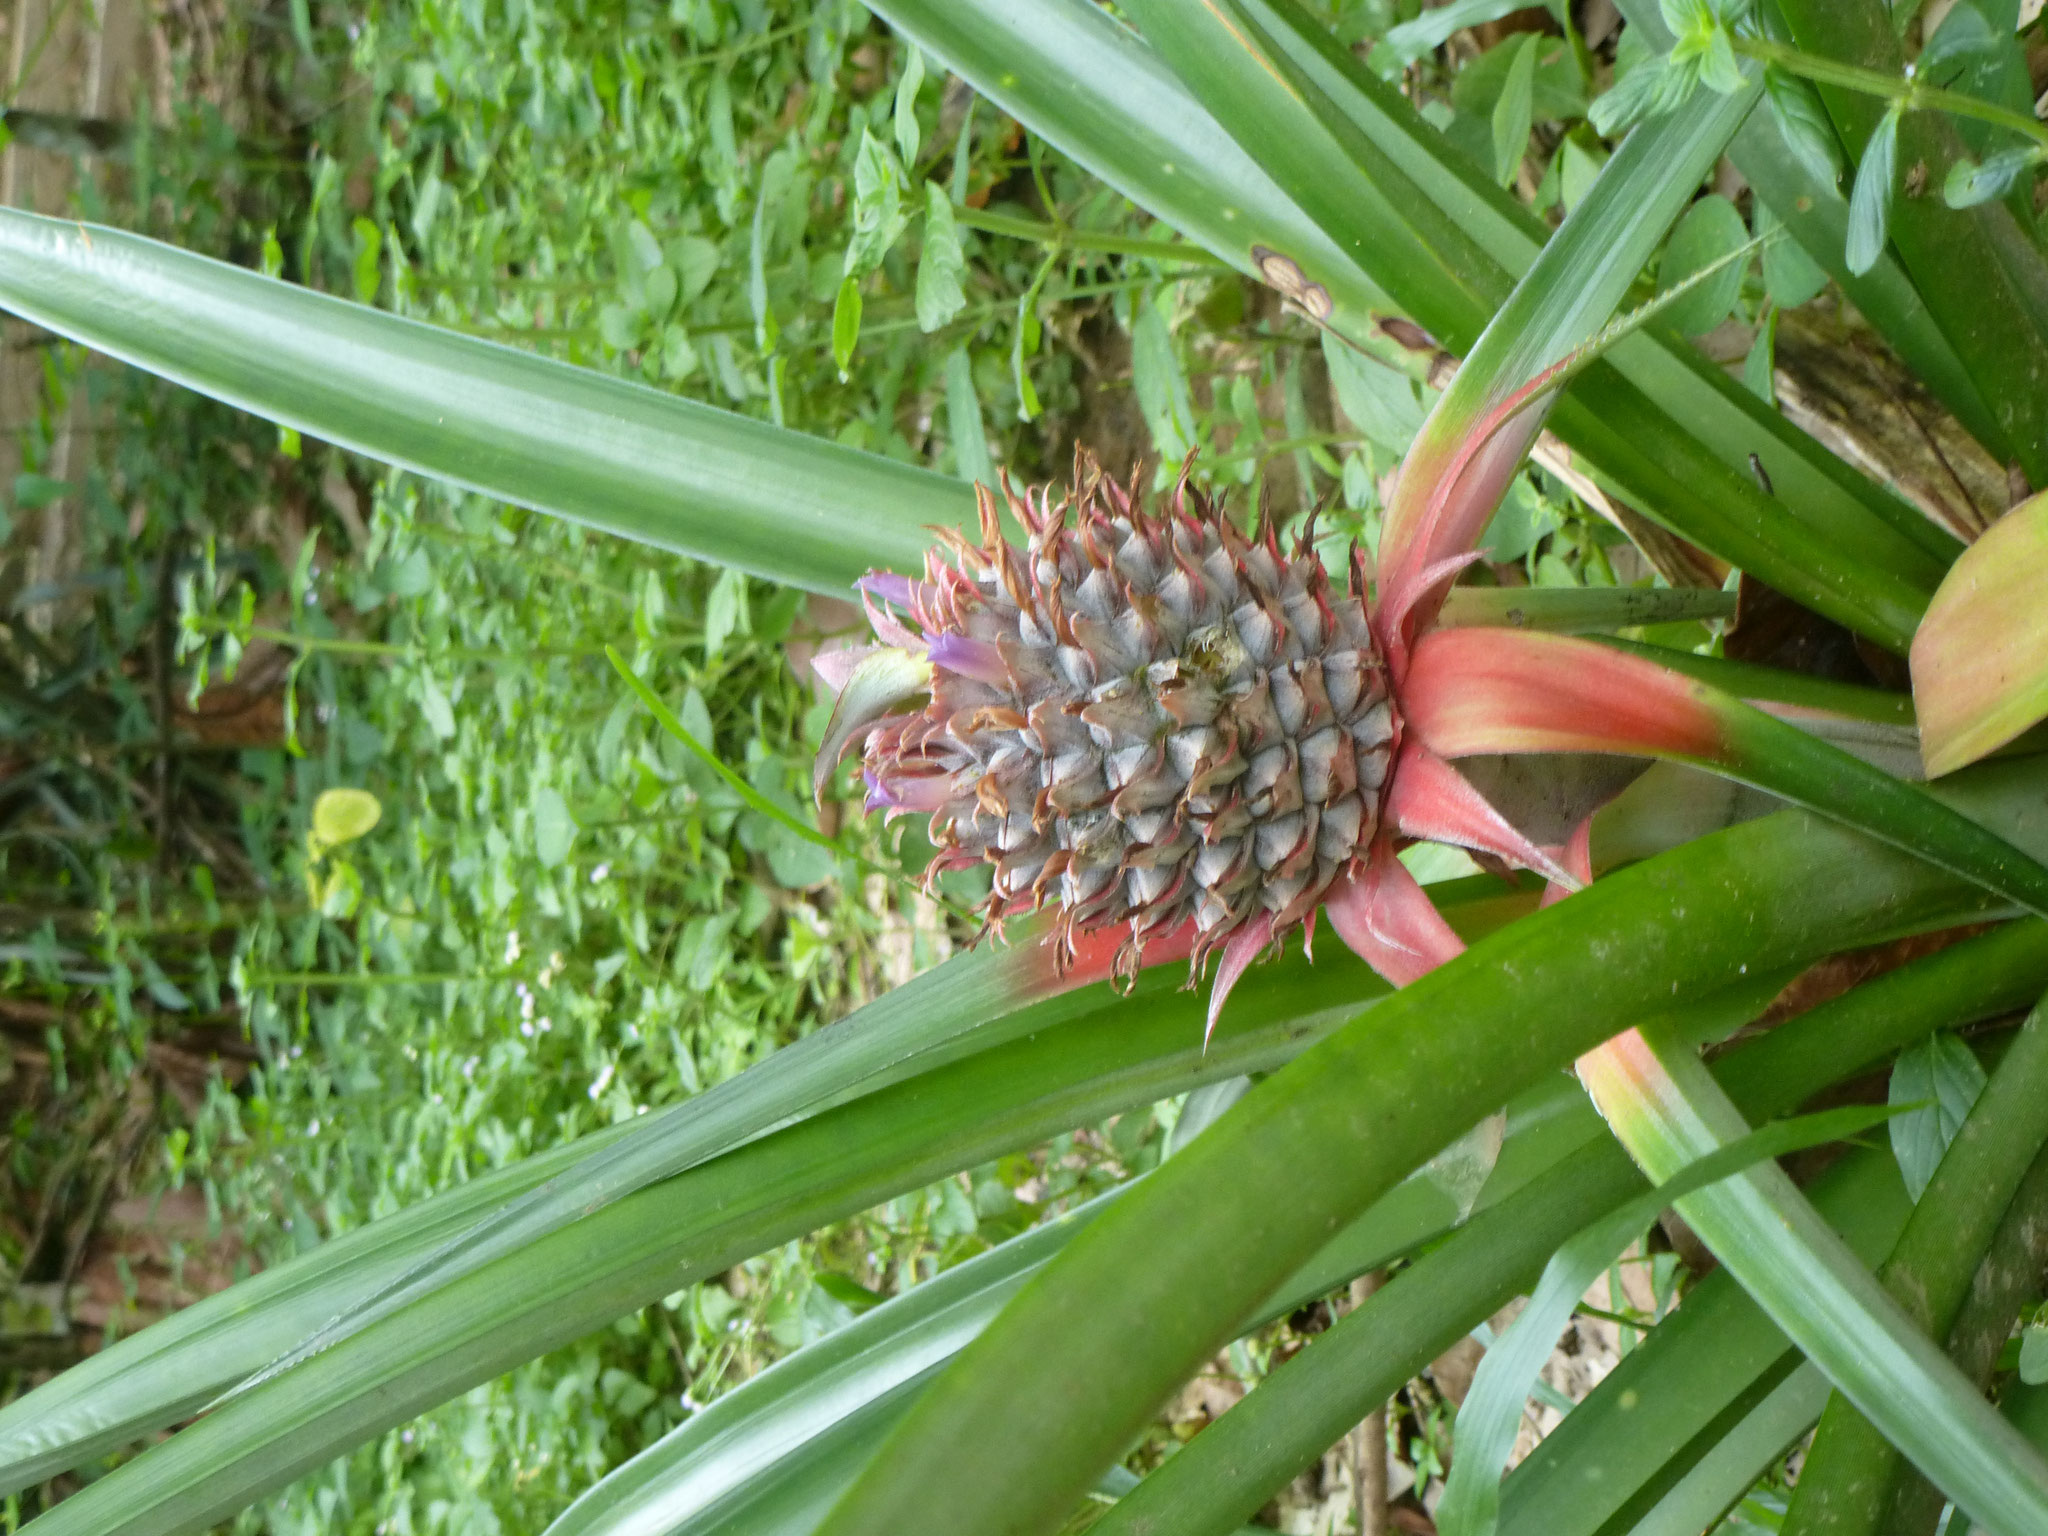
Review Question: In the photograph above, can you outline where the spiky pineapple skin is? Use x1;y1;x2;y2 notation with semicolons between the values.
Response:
860;460;1396;977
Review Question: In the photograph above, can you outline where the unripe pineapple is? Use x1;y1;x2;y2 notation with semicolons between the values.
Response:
833;457;1399;982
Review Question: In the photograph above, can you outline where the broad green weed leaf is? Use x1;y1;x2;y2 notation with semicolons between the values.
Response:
894;45;926;166
1918;0;1999;80
1757;199;1829;308
1589;53;1689;135
1887;1032;1988;1203
1657;194;1750;335
310;789;382;853
1762;65;1847;186
1131;297;1196;462
350;218;382;305
1384;0;1528;64
11;471;69;511
1743;305;1777;403
1557;136;1605;212
916;184;967;332
1945;146;2043;208
831;276;862;379
2023;1326;2048;1385
1845;103;1903;276
844;129;908;279
1492;35;1538;186
704;567;749;662
944;349;993;487
1321;331;1425;453
417;673;456;740
532;787;577;869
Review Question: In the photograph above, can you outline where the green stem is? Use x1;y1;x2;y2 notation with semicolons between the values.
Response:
189;621;699;667
1734;36;2048;151
949;205;1229;265
237;972;487;989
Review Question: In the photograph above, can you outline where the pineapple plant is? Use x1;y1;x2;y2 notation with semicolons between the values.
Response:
6;0;2048;1533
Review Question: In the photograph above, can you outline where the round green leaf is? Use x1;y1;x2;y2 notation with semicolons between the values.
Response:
311;788;382;850
533;787;578;868
1657;195;1750;335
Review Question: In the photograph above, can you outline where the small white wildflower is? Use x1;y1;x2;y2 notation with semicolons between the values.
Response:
589;1062;615;1100
504;930;522;964
591;863;611;884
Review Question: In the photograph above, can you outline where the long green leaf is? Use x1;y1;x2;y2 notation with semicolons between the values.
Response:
0;1118;637;1494
1095;1139;1640;1536
1885;1143;2048;1532
1234;0;1951;568
544;1196;1116;1536
1132;0;1760;610
1622;1365;1829;1536
1714;919;2048;1112
0;212;966;597
0;873;1538;1501
1580;1020;2048;1534
1211;0;1957;615
245;923;1065;1389
808;761;2048;1536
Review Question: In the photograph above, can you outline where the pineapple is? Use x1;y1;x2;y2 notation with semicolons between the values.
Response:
826;455;1399;984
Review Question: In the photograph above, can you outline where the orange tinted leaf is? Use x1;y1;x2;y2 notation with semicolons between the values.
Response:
1913;491;2048;777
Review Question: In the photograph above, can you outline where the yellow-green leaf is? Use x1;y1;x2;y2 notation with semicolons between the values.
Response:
1913;490;2048;776
311;788;382;853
